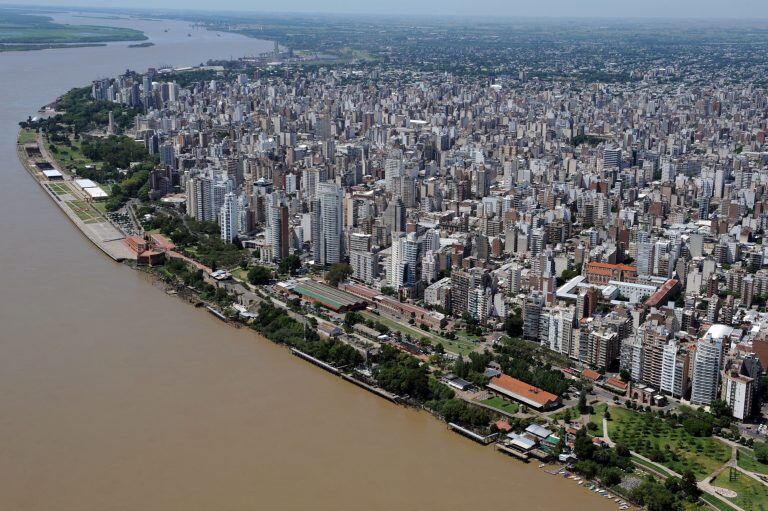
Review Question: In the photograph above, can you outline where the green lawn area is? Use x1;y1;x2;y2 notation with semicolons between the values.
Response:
631;453;678;477
48;183;71;195
606;406;731;479
700;492;741;511
588;402;607;437
712;467;768;511
231;267;249;283
480;396;519;416
738;449;768;476
551;406;580;422
361;311;476;356
45;136;97;172
18;128;37;144
65;199;101;223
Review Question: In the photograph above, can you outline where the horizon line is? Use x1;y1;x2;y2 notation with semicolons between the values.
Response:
1;2;767;22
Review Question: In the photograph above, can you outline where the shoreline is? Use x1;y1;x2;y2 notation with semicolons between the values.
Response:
15;127;638;511
16;131;134;261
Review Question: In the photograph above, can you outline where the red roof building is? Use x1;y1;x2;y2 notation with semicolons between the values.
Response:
487;374;561;410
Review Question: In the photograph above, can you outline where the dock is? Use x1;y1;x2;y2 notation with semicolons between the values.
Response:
206;306;228;321
341;374;400;402
495;443;530;461
447;423;499;445
290;348;341;375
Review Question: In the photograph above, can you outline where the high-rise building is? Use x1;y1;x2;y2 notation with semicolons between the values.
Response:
220;192;239;243
636;241;654;277
721;354;763;420
603;147;622;169
389;232;419;289
450;270;473;317
384;197;406;234
421;250;438;283
187;175;215;222
160;143;176;170
384;155;403;193
660;340;689;398
699;181;712;219
349;233;375;284
268;202;289;262
468;287;488;322
691;335;723;406
315;182;343;266
523;291;545;340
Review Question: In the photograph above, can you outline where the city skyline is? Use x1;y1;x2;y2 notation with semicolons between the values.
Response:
4;4;768;510
3;0;768;19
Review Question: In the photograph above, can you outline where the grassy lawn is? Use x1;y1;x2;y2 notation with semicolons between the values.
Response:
551;406;580;422
18;128;37;144
362;311;476;356
231;267;249;283
65;199;101;223
45;136;97;172
738;449;768;476
712;468;768;511
606;406;731;479
48;183;71;195
588;402;607;437
480;396;520;416
631;453;677;477
700;492;741;511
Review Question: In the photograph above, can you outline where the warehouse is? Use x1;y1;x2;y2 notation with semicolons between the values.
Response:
291;280;368;313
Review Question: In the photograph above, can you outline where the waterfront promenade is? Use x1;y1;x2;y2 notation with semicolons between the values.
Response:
17;132;135;261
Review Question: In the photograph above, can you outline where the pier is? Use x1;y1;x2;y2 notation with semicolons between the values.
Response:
290;348;341;375
447;423;499;445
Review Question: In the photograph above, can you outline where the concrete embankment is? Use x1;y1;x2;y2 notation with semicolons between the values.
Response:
16;133;134;262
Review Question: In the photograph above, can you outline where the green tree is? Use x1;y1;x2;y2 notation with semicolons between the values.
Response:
577;390;589;414
344;311;363;327
326;263;352;286
574;427;595;461
504;308;523;337
278;254;301;275
247;265;272;285
680;470;700;500
710;399;731;419
754;441;768;463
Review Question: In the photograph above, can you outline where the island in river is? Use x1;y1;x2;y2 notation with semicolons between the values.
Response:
0;8;146;51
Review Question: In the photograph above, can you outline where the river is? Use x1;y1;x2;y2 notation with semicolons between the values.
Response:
0;12;615;511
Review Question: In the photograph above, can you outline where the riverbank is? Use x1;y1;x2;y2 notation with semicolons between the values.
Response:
16;119;650;511
16;130;135;261
0;43;107;52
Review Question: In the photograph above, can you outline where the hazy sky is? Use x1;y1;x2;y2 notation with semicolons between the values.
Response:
4;0;768;18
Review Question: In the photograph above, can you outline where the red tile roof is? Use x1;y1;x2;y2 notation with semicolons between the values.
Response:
582;369;601;381
605;377;628;390
488;374;560;408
